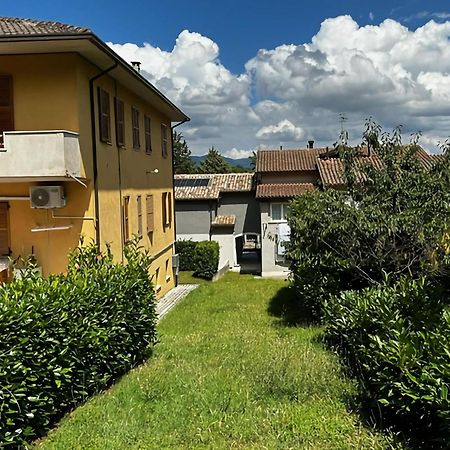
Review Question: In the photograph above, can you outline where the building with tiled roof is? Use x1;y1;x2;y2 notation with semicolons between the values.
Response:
0;16;188;298
174;172;259;272
174;173;253;200
254;143;438;277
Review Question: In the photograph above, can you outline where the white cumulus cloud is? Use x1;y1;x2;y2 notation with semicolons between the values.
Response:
109;16;450;156
256;120;305;141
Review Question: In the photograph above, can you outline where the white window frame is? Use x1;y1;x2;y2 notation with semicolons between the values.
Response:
270;202;289;222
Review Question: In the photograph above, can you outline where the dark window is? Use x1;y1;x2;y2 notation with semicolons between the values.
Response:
144;115;152;154
0;76;14;148
137;195;142;236
146;195;154;233
161;123;168;158
98;88;111;143
115;98;125;147
132;107;140;149
0;202;10;256
122;196;130;243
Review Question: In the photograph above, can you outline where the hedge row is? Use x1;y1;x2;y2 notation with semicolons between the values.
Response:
0;239;157;447
324;279;450;445
175;239;219;279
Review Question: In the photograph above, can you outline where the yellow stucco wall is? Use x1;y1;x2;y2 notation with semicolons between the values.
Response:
0;53;176;298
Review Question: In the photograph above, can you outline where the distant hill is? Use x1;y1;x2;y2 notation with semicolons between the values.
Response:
191;155;253;169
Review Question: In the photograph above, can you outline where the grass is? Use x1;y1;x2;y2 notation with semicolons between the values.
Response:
177;270;211;285
38;273;394;449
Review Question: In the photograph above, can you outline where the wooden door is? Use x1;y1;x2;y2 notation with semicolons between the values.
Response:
0;202;10;256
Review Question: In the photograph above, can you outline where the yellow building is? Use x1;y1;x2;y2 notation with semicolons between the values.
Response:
0;18;189;297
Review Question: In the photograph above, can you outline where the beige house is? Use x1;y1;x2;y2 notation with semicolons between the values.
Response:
0;17;189;296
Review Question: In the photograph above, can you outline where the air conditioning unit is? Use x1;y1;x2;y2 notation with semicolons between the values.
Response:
30;186;66;209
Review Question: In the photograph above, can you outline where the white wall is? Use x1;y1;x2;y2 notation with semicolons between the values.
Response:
260;201;291;278
211;228;237;270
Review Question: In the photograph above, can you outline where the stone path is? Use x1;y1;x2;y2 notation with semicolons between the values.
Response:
156;284;198;322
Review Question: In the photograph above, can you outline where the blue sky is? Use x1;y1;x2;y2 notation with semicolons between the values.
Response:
2;1;450;155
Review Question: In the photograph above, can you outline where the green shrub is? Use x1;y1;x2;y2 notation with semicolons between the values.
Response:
193;240;219;279
324;278;450;447
0;238;157;447
175;239;198;271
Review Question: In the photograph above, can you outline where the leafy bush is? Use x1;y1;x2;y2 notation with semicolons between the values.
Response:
175;239;198;271
324;278;450;447
0;238;157;447
288;128;450;318
193;240;219;279
288;123;450;446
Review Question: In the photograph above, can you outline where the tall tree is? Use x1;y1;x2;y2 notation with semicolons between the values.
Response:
173;131;196;174
199;147;232;173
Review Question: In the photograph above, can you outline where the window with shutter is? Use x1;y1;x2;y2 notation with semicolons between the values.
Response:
162;192;172;228
0;76;14;148
144;115;152;154
146;195;154;233
122;196;130;243
98;88;111;143
0;203;10;256
132;107;140;149
167;192;172;227
161;123;168;158
115;98;125;147
137;195;142;236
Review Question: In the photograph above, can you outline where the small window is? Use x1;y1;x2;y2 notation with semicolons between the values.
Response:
98;88;111;143
137;195;142;236
161;123;168;158
132;107;140;149
146;194;154;234
144;115;152;154
162;192;172;228
122;196;130;243
271;203;289;221
115;98;125;147
0;202;10;256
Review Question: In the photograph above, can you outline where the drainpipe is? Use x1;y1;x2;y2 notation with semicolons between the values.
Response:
170;118;189;286
89;62;118;249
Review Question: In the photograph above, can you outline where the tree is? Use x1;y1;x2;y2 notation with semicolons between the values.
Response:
199;147;232;173
249;151;257;170
173;131;196;174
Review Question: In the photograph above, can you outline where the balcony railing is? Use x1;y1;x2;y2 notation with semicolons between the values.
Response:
0;130;83;181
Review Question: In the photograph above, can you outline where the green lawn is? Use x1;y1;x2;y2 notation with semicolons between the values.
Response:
38;273;394;449
177;270;211;285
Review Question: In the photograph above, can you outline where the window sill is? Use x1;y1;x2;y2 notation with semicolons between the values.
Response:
165;275;171;282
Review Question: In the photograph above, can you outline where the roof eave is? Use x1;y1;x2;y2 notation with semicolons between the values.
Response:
0;32;190;123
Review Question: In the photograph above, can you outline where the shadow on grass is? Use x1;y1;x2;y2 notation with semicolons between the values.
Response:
267;286;317;327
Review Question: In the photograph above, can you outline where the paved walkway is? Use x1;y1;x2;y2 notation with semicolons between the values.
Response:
156;284;198;322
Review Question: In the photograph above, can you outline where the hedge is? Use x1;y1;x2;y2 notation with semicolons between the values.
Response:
175;239;198;271
176;239;220;279
0;239;157;447
324;278;450;447
193;241;219;279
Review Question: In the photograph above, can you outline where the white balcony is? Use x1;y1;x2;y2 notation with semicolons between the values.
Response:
0;130;83;182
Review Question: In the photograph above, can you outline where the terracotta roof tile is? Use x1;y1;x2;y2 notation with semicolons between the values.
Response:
175;173;254;200
318;147;437;187
0;17;91;36
256;183;315;199
211;215;236;226
256;148;328;172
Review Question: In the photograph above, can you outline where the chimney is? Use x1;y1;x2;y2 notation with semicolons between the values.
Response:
308;140;314;149
131;61;141;72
